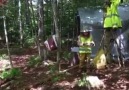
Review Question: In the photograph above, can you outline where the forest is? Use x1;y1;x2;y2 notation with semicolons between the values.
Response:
1;0;129;90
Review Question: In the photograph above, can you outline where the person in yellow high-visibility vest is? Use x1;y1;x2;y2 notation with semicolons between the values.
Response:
103;0;123;63
77;28;95;72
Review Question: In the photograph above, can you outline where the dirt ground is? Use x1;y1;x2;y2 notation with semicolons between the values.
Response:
1;48;129;90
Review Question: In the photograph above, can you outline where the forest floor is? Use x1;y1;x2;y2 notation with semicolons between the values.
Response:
1;48;129;90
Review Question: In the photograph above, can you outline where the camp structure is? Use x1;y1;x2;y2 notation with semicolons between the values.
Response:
76;4;129;61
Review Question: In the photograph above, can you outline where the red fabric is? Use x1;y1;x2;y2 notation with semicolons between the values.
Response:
0;0;7;5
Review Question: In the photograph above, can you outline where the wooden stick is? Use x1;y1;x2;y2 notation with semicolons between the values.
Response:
31;65;79;88
59;65;79;73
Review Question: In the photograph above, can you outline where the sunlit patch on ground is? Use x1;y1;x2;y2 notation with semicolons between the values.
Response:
1;48;129;90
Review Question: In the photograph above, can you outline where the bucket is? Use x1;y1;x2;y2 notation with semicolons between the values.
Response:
44;35;57;51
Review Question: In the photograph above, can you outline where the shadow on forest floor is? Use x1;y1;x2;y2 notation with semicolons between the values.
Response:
1;48;129;90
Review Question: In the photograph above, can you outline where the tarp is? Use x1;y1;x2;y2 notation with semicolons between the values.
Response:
77;4;129;61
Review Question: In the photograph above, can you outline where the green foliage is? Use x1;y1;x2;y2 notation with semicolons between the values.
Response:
0;68;22;79
51;73;66;83
52;76;61;83
1;0;129;46
77;73;91;88
24;37;35;47
62;51;72;61
25;37;35;44
10;48;25;55
0;48;25;55
0;49;8;55
48;65;67;83
0;54;8;60
28;55;41;67
8;28;20;44
48;65;58;74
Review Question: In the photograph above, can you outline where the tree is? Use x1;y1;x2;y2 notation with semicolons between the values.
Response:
18;0;23;47
52;0;61;64
2;6;13;68
37;0;46;61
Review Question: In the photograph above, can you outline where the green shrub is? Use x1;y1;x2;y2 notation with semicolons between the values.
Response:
48;65;58;74
10;48;25;55
0;54;8;60
24;37;35;47
77;73;91;88
0;49;8;55
27;55;41;67
0;48;25;55
0;68;22;79
62;51;72;61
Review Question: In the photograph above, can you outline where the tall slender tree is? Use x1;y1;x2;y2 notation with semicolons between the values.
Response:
51;0;61;70
2;7;13;68
18;0;23;47
37;0;46;61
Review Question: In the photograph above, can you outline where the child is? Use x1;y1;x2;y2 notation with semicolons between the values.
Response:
77;29;95;72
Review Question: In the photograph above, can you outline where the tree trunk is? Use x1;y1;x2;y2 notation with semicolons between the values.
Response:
25;0;30;29
29;0;37;36
18;0;23;47
37;0;46;61
51;0;61;63
3;14;13;68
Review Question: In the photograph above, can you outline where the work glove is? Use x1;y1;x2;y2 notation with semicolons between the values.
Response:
83;43;90;46
90;42;95;47
83;42;95;47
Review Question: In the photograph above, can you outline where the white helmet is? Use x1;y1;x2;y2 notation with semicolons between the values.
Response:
80;25;92;32
80;29;91;32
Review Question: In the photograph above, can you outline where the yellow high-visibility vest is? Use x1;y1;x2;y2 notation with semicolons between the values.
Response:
104;0;122;28
79;35;93;53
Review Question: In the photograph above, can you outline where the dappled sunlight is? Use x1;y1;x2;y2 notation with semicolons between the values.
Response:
1;54;129;90
0;60;12;71
1;1;129;89
85;76;105;88
11;55;30;67
1;49;129;90
52;78;78;89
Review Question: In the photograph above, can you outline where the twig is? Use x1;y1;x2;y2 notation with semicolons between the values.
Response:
59;65;79;73
0;79;13;89
31;65;79;88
